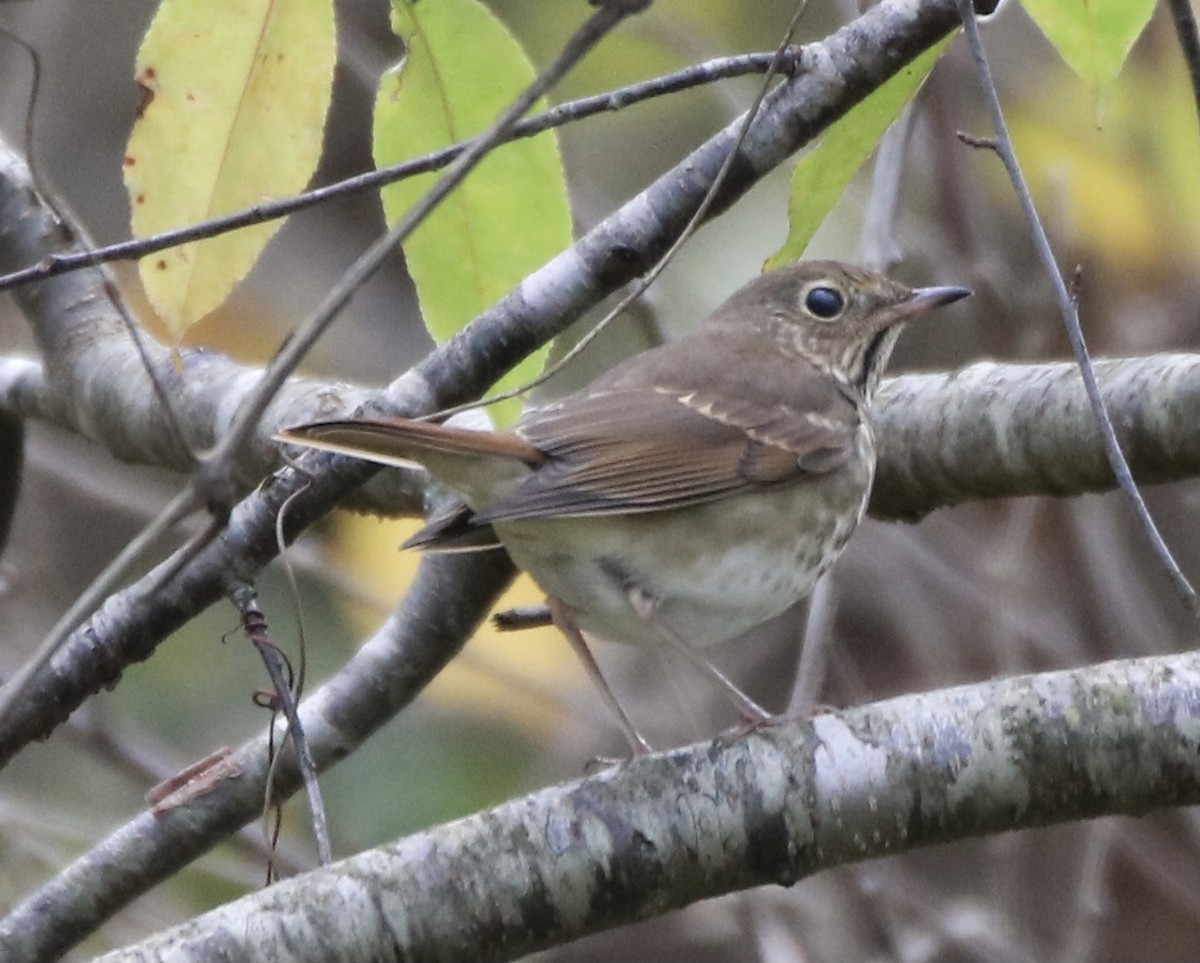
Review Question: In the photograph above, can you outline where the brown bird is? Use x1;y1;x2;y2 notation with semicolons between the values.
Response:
279;260;969;752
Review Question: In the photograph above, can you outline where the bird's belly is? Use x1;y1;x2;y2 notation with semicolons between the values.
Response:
495;474;870;649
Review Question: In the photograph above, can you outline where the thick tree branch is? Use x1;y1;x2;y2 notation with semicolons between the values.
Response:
870;354;1200;520
88;650;1200;963
8;351;1199;525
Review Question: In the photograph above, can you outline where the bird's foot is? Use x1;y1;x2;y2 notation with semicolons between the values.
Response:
714;711;786;748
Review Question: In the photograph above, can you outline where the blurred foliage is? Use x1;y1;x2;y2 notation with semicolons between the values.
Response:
1022;0;1155;107
1008;48;1200;276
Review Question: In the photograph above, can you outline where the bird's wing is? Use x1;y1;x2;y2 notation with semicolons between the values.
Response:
475;379;859;522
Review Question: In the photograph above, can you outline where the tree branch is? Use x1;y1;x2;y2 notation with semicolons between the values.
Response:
870;354;1200;520
9;350;1199;525
87;650;1200;963
0;550;516;963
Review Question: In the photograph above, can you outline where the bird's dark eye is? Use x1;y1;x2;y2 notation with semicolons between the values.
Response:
804;285;845;319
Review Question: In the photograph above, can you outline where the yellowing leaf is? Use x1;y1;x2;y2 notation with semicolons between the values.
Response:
375;0;573;427
125;0;335;339
766;39;949;270
1022;0;1155;106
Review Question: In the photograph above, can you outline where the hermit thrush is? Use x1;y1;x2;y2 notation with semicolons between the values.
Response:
279;260;969;752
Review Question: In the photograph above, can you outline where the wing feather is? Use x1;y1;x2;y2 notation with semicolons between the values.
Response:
475;382;859;522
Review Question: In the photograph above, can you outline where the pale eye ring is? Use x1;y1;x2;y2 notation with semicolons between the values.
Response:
804;285;845;319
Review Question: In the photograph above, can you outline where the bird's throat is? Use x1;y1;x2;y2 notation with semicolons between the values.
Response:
856;325;903;398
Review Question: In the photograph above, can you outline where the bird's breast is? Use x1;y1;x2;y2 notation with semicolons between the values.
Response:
495;430;875;649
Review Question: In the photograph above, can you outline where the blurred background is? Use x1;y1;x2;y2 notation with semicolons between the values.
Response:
2;0;1200;959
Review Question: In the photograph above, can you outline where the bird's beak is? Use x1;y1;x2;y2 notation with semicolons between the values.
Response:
895;284;972;318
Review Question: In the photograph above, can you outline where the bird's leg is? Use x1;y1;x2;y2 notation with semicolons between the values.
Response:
547;597;653;756
492;605;553;631
625;587;772;726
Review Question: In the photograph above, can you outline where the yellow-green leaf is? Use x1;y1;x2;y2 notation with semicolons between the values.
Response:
1022;0;1155;105
125;0;336;339
1007;51;1200;270
766;39;950;271
375;0;573;427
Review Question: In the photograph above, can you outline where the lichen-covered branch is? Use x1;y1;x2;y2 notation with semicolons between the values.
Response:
10;350;1198;525
91;651;1200;963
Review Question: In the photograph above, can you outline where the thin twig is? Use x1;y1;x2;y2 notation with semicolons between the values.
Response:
275;465;312;704
955;0;1200;624
231;584;332;866
955;130;999;153
0;51;799;296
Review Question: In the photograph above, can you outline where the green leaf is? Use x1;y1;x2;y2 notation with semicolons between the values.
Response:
125;0;336;339
766;39;950;271
1022;0;1155;105
375;0;573;427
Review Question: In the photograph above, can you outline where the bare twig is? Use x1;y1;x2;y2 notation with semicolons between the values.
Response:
231;585;331;867
0;51;799;296
955;130;999;153
493;605;554;631
955;0;1200;624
